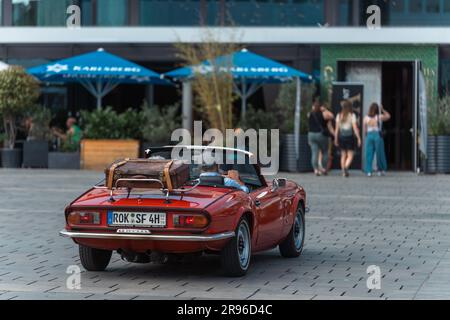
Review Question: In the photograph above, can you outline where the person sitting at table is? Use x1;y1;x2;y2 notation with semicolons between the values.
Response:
52;117;82;151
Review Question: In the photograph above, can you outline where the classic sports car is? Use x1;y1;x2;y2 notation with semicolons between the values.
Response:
60;146;307;276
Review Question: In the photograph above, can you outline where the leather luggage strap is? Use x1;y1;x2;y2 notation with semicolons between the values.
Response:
163;160;174;191
107;159;129;189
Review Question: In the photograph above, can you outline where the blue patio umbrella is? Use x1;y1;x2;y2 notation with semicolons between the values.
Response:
165;48;314;164
165;48;313;118
28;48;170;109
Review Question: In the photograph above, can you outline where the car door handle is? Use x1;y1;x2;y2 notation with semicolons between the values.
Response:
255;200;261;207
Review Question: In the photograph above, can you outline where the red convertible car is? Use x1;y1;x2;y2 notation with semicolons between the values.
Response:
60;146;307;276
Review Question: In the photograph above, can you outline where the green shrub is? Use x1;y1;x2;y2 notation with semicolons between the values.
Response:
141;102;180;144
428;95;450;136
25;105;52;141
81;107;144;140
274;82;316;135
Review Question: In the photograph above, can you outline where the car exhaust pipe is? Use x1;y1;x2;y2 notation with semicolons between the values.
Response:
118;249;151;263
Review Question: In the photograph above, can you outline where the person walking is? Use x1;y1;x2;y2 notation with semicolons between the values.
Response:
334;100;362;177
308;98;334;176
363;103;391;177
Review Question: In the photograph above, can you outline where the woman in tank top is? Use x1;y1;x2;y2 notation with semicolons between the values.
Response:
363;103;391;177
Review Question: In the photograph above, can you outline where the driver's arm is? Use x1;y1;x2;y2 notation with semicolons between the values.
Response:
224;170;249;193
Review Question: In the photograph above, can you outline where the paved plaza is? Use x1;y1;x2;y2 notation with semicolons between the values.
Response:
0;169;449;300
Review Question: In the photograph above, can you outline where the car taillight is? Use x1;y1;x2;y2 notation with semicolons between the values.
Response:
68;211;101;225
173;214;208;228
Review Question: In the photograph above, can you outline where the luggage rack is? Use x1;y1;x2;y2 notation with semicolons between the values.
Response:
93;178;201;203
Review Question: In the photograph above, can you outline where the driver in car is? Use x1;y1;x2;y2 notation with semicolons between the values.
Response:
200;163;250;193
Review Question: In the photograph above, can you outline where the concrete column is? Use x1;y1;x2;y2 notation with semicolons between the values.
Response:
182;81;193;133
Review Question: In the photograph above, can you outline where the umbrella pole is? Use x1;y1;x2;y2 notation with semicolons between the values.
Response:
294;77;302;166
241;81;247;123
96;80;102;110
97;95;102;110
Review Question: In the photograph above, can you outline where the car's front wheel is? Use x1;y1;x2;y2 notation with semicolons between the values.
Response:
279;205;305;258
79;245;112;271
220;217;252;277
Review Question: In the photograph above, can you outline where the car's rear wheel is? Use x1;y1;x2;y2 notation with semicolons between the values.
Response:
279;205;305;258
220;217;251;277
79;245;112;271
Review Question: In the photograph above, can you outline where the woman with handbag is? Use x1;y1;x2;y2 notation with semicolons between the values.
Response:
363;103;391;177
334;100;362;177
308;98;334;176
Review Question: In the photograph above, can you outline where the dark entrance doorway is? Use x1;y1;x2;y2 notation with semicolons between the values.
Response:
381;62;413;171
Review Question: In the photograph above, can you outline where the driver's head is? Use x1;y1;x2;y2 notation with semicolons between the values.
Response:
202;163;219;173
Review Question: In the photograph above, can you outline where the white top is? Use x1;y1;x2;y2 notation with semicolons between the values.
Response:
337;113;357;131
364;115;380;132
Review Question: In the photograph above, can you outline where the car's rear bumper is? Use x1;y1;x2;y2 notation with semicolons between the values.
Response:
59;229;235;242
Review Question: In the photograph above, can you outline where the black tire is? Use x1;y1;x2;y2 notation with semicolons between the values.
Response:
79;245;112;271
220;217;252;277
279;206;305;258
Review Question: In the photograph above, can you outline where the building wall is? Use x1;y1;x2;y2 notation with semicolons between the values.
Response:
320;44;439;104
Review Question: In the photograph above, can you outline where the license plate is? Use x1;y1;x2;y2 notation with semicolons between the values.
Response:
107;211;166;228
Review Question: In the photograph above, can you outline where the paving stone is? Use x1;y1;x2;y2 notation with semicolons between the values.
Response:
0;169;449;299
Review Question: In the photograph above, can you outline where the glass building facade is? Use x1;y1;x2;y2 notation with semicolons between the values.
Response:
12;0;74;26
4;0;450;27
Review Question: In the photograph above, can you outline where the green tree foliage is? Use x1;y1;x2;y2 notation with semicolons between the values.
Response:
0;66;40;149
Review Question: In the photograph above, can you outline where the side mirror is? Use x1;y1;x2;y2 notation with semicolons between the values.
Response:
278;178;287;188
271;179;279;192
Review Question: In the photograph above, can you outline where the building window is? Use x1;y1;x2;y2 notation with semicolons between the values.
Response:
12;0;78;26
426;0;440;13
409;0;423;13
224;0;324;26
139;0;202;26
96;0;128;26
390;0;405;12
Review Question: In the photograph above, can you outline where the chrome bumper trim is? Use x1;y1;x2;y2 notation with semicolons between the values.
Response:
59;230;235;242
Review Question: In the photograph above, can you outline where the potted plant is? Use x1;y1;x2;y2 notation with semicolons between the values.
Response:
140;102;181;157
428;95;450;173
48;134;81;170
80;107;142;170
0;66;39;168
22;105;51;168
274;82;315;172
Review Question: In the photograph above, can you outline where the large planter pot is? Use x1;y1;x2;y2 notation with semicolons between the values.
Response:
426;135;437;174
298;135;313;172
23;140;49;168
436;135;450;173
1;148;22;168
81;139;139;170
48;152;80;169
280;134;312;173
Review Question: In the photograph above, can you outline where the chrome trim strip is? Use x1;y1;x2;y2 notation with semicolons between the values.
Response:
59;230;235;242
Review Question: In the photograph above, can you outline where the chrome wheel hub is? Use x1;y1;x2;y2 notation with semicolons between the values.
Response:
294;213;304;250
237;222;250;269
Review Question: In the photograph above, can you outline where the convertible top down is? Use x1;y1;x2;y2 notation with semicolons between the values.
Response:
61;146;307;276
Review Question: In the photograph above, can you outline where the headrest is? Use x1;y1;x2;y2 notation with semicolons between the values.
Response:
199;175;225;187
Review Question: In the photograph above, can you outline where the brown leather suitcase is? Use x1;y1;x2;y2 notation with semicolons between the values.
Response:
105;159;190;191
